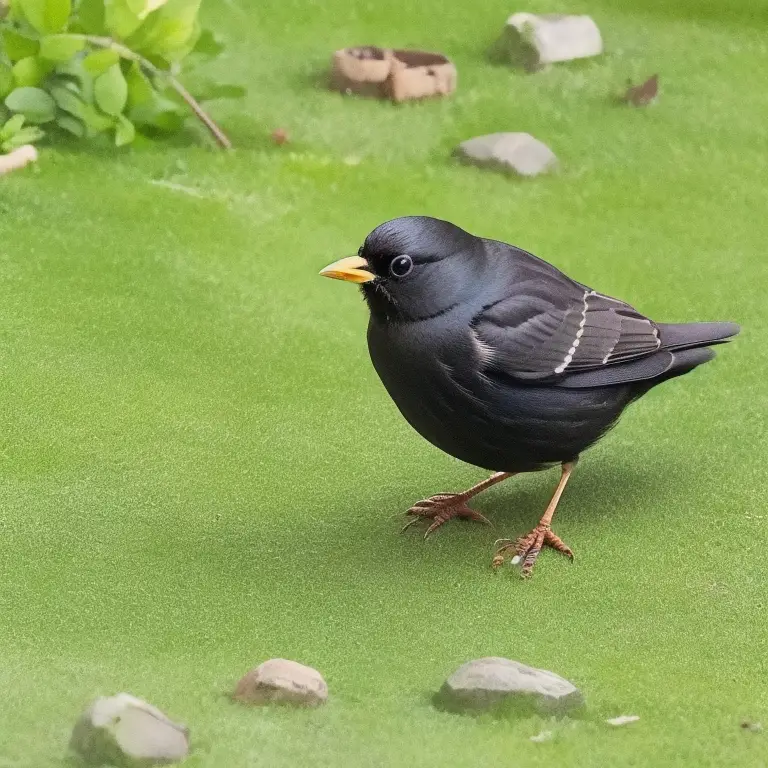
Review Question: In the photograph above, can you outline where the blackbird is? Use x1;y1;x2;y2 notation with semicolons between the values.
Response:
320;217;739;577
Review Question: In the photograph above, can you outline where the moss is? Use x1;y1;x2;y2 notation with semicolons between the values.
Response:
0;0;765;765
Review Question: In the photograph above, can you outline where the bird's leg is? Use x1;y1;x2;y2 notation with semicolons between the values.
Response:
402;472;515;539
492;460;577;578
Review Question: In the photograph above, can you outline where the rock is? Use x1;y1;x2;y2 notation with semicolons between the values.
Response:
456;133;557;177
497;13;603;71
233;658;328;707
330;47;456;102
434;657;584;716
69;693;189;767
0;145;38;176
386;50;457;103
331;46;392;98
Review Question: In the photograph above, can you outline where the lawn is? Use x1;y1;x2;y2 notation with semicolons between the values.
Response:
1;0;767;765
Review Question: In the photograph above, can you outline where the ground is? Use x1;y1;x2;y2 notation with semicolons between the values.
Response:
1;0;767;765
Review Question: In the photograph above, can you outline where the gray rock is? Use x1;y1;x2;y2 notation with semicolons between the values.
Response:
498;13;603;71
233;658;328;707
434;657;584;716
69;693;189;766
457;133;557;177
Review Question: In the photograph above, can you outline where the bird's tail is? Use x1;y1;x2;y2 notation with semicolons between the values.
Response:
657;321;740;350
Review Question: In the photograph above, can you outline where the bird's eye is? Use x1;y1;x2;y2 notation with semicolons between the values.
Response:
389;254;413;278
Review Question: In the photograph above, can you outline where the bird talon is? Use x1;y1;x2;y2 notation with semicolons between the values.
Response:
492;523;573;576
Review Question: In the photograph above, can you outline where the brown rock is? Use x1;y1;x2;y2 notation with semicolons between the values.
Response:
233;659;328;707
386;50;457;103
330;46;456;102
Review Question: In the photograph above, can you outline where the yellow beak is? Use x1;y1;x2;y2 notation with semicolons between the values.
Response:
319;255;376;284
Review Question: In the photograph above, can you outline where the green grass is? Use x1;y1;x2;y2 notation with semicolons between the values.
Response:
1;0;767;765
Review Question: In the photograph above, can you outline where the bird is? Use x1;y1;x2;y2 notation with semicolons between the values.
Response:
319;216;739;577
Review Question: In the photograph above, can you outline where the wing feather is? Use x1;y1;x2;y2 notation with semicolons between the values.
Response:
471;282;662;382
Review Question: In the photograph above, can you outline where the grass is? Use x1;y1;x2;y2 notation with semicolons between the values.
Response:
1;0;767;765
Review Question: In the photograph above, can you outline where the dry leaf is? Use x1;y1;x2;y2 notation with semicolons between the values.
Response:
624;75;658;106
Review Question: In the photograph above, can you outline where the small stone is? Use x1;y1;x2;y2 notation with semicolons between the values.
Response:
233;658;328;707
498;13;603;71
606;714;640;726
0;144;38;176
530;730;553;742
271;128;289;145
434;657;583;716
69;693;189;767
456;133;557;177
330;47;456;102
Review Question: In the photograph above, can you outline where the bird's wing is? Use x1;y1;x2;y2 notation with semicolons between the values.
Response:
471;279;662;382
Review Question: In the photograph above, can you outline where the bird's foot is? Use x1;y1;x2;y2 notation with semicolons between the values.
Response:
492;524;573;578
402;494;491;539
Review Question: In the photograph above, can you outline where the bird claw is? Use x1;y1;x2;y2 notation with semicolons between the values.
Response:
402;494;491;538
492;525;573;578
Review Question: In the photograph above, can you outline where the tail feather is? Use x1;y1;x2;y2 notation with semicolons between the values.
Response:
657;321;740;350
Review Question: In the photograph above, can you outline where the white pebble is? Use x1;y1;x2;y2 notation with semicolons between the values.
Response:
606;715;640;726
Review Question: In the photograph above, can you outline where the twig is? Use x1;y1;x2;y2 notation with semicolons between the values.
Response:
0;145;38;175
80;35;233;150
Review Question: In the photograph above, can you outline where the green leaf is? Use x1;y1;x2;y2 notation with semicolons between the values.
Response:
114;112;134;145
4;86;57;123
83;48;120;75
127;0;201;62
3;29;40;61
126;0;167;18
39;33;85;61
17;0;72;34
0;112;25;140
55;111;84;135
124;60;152;106
54;58;94;99
75;0;105;33
94;63;127;116
1;123;45;149
191;28;223;58
129;92;183;132
51;82;113;132
12;56;53;87
104;0;144;38
0;62;14;99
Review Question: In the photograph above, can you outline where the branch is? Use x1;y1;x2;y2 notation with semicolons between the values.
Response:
82;36;233;150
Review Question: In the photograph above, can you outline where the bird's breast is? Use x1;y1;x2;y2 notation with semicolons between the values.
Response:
366;314;629;472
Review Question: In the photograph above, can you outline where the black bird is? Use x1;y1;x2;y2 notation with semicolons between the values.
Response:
320;217;739;577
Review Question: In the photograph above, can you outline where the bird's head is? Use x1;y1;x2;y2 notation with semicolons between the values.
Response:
320;216;486;322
